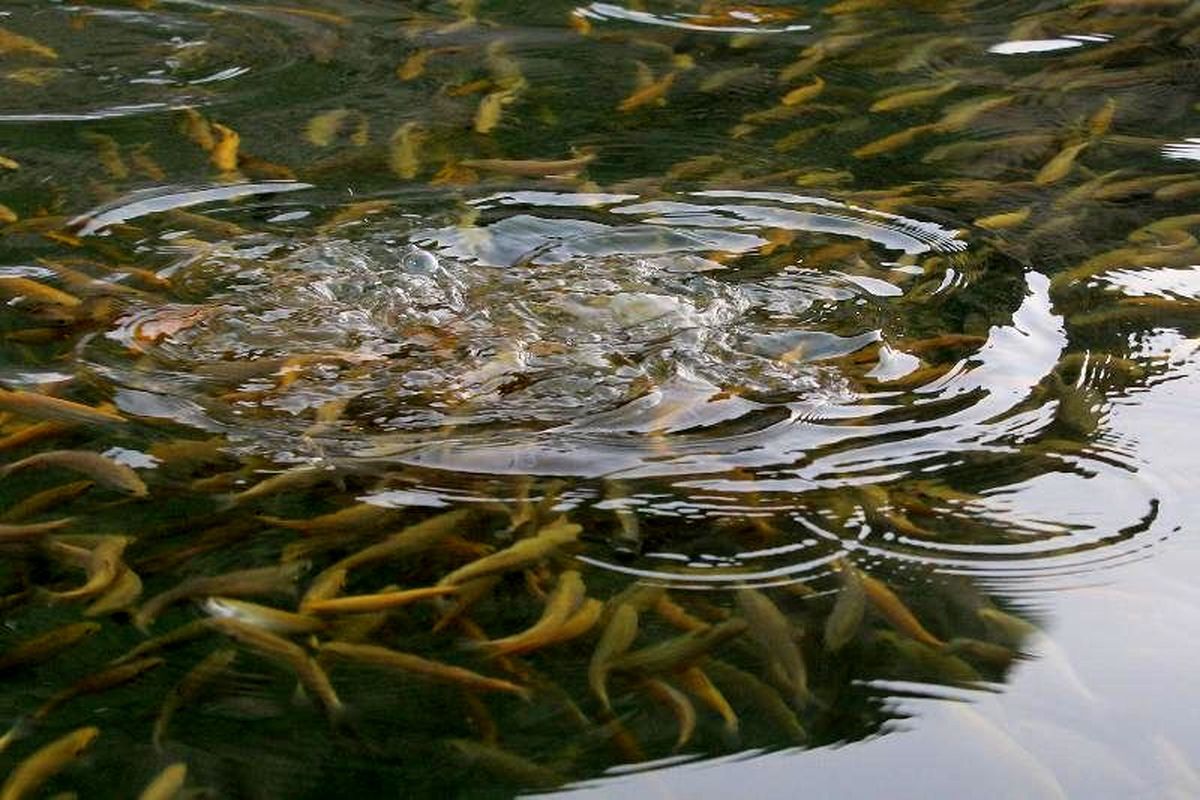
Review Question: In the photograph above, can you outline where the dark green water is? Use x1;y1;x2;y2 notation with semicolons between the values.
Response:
1;0;1199;797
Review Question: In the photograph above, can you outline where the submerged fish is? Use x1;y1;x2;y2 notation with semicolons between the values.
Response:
153;648;237;751
137;763;187;800
438;518;581;586
0;727;98;800
320;641;529;697
445;739;565;790
610;619;748;676
0;451;147;497
475;570;585;657
0;622;100;673
0;391;125;426
589;602;639;709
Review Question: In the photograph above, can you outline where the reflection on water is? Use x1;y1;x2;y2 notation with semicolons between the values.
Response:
0;0;1198;796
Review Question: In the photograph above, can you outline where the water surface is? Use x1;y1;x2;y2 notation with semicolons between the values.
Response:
0;0;1198;796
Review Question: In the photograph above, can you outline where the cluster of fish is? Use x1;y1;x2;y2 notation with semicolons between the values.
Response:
0;410;1035;796
0;0;1196;795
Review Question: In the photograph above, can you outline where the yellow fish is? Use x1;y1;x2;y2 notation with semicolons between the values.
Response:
0;27;57;60
475;571;586;657
0;622;100;673
618;71;676;112
0;727;98;800
0;391;123;427
320;641;530;697
781;76;825;106
137;763;187;800
438;517;580;586
0;451;146;497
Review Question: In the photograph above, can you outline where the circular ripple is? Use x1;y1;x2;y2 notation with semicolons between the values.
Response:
73;186;1168;586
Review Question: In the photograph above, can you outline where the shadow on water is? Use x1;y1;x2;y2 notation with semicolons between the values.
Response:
0;0;1197;796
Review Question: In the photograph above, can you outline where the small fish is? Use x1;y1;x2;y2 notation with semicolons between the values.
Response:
588;602;639;709
475;571;585;657
923;133;1055;164
0;727;98;800
320;641;529;697
0;622;100;673
444;739;564;790
977;607;1039;647
438;517;581;586
0;390;125;425
209;123;240;173
1035;141;1088;185
706;659;807;743
179;108;215;151
110;620;212;666
935;94;1013;131
0;277;81;308
389;121;422;179
134;562;306;631
676;666;739;738
259;503;404;535
137;763;187;800
871;80;959;112
207;618;343;721
80;132;128;180
0;519;75;543
860;572;944;648
240;151;298;180
1155;179;1200;201
432;575;500;633
42;535;129;602
446;77;492;97
318;199;395;231
618;70;676;112
203;597;325;635
396;49;432;81
736;587;810;707
27;657;164;730
299;566;347;609
0;480;92;523
552;597;603;643
975;207;1032;230
781;76;825;107
610;619;748;676
0;27;58;60
825;561;867;651
229;465;334;506
640;678;695;750
460;151;597;177
699;65;760;93
475;88;519;134
853;124;938;158
85;565;142;617
153;649;237;751
653;593;709;632
301;585;458;616
1088;97;1117;138
943;637;1019;669
304;109;352;147
129;145;166;181
1;450;147;497
323;508;470;578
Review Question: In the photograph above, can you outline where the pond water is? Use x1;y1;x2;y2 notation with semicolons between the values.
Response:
0;0;1198;796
